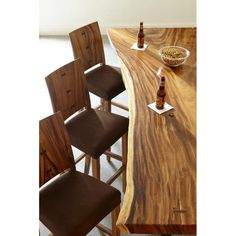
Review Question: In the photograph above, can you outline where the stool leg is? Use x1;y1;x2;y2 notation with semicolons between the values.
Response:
100;99;114;162
106;149;112;162
103;99;111;113
107;100;111;112
92;158;100;180
84;155;91;174
112;205;120;236
104;100;112;162
101;98;105;111
122;132;128;193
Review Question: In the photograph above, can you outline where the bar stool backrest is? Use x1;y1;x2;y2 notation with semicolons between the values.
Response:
45;59;91;120
39;112;75;187
69;21;106;71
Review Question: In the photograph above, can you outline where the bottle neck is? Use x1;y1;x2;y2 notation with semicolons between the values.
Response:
159;77;165;89
140;23;143;31
159;81;165;88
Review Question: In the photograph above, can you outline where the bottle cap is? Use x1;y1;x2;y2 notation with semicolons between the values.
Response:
161;76;165;81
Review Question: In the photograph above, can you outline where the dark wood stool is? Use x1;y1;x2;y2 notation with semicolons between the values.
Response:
45;58;128;192
40;112;121;236
69;21;128;113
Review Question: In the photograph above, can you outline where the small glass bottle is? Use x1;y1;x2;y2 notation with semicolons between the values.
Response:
137;22;144;48
156;76;166;109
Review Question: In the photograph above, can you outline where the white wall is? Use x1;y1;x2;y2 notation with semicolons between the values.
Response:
39;0;196;35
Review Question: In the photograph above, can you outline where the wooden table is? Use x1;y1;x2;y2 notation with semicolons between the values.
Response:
107;28;196;235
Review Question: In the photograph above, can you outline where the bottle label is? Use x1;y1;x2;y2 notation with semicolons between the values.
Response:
137;37;144;48
156;96;165;109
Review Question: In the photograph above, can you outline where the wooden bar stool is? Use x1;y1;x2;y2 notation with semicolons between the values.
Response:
45;58;128;192
40;112;121;236
69;21;128;113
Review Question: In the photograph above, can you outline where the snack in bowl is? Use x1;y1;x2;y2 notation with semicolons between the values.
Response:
159;46;190;67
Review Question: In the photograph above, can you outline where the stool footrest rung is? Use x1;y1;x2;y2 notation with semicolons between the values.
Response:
74;153;86;164
111;101;129;111
106;165;126;185
104;151;122;162
96;223;112;235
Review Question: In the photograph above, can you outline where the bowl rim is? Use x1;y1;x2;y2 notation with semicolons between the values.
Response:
159;46;190;60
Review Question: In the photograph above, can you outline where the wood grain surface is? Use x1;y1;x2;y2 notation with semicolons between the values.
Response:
69;21;105;71
39;112;75;187
107;28;196;234
45;59;91;121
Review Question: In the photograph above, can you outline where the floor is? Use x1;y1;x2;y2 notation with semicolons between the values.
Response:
39;35;194;236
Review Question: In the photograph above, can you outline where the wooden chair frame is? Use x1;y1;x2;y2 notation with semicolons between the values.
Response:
69;21;129;113
45;58;127;192
40;112;121;236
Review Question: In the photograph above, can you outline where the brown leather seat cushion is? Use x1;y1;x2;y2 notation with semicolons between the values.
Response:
86;65;125;100
40;170;121;236
66;109;129;158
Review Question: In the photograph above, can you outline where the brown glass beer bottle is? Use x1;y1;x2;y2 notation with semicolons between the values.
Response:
137;22;144;48
156;76;166;109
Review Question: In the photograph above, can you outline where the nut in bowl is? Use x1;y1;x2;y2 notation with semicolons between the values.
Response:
159;46;190;67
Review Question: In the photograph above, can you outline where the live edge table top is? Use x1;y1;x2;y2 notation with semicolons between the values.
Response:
107;28;196;234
